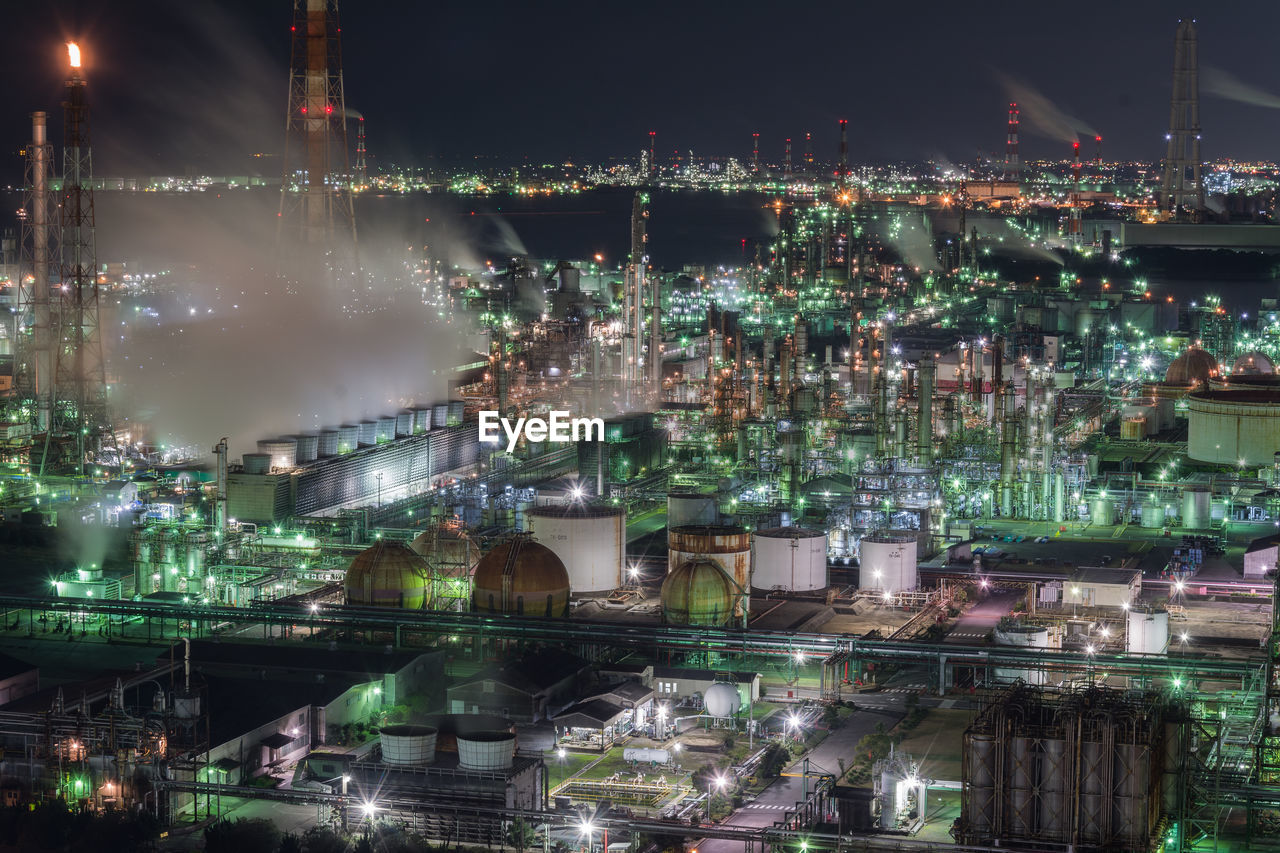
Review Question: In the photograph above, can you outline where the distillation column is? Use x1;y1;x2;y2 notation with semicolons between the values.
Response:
917;356;935;465
999;383;1017;517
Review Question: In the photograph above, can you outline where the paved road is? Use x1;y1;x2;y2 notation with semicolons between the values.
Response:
698;706;903;853
944;590;1020;645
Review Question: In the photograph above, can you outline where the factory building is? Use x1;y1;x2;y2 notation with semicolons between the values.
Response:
228;418;479;523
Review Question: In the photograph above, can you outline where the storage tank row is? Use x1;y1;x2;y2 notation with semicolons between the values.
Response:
959;685;1179;851
379;718;516;770
244;402;463;470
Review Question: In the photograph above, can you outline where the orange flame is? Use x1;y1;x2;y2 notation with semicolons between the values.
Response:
67;43;81;69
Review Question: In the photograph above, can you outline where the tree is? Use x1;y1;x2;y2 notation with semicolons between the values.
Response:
301;826;349;853
504;817;541;852
204;818;282;853
759;743;790;778
278;832;304;853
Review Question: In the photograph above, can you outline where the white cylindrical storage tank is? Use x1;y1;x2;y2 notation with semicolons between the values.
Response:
667;525;752;614
993;624;1050;685
527;505;625;595
317;429;340;457
380;725;438;766
375;416;396;443
288;433;319;464
703;682;742;718
751;527;828;592
396;411;414;437
1126;608;1169;655
1090;497;1114;525
859;533;918;593
447;400;465;425
667;492;718;527
1140;503;1166;529
432;403;449;427
357;420;377;447
337;424;360;454
1183;488;1209;529
457;732;516;770
257;438;297;470
242;453;271;475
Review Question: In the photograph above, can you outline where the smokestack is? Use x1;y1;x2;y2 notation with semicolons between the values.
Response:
1094;134;1103;166
648;131;656;179
1003;102;1021;180
355;116;367;186
1161;19;1204;220
784;138;792;178
752;132;760;173
214;438;229;531
803;131;813;168
838;119;849;182
27;111;52;432
1068;141;1083;245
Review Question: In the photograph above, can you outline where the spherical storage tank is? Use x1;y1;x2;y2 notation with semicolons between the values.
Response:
409;525;480;576
752;527;828;592
668;525;751;611
380;725;437;766
257;438;297;470
1187;389;1280;467
527;505;624;595
344;539;431;609
472;534;570;617
457;732;516;770
859;533;917;593
1126;608;1169;655
661;559;738;626
667;492;719;528
703;682;742;718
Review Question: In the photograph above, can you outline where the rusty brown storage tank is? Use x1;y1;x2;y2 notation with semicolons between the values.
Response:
667;524;751;614
472;533;570;617
344;539;431;609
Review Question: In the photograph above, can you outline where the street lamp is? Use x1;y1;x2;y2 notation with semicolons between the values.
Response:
579;819;595;853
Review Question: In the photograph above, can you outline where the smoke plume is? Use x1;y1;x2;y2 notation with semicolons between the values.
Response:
993;70;1098;144
1202;65;1280;110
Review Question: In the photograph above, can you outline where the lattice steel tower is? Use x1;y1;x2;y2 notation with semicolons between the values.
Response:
279;0;358;250
1160;19;1204;221
56;43;108;451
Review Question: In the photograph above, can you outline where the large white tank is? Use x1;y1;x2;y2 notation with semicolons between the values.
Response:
527;505;625;594
1140;503;1166;529
859;533;917;593
992;624;1050;685
703;682;742;718
1183;487;1209;529
380;725;438;766
256;439;297;470
457;732;516;770
751;527;828;592
1126;608;1169;655
667;525;751;613
667;492;718;528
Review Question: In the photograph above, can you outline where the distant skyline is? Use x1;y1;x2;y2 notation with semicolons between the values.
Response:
2;1;1280;179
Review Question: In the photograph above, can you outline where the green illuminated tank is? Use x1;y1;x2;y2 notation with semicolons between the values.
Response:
344;540;431;609
661;559;737;627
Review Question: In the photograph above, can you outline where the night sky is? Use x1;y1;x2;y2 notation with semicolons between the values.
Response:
3;1;1280;179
